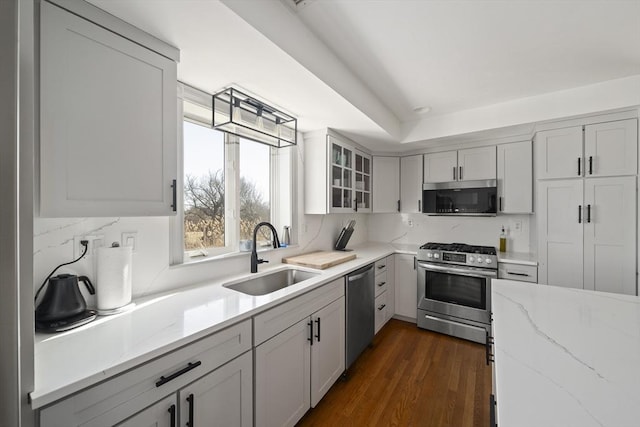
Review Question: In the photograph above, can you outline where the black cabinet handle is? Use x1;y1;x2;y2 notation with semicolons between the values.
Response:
453;166;457;180
499;196;502;212
170;179;177;212
155;361;202;387
377;304;386;311
377;264;386;270
413;256;417;270
308;320;313;346
168;404;176;427
578;157;581;176
589;156;593;175
418;199;421;212
506;271;530;277
377;281;386;287
578;205;582;223
397;200;400;212
354;199;358;212
315;318;321;342
587;204;591;223
459;166;463;180
187;393;194;427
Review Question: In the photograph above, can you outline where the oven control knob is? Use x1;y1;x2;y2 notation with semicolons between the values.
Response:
476;258;483;264
468;256;475;262
485;258;492;264
426;252;433;258
433;253;440;259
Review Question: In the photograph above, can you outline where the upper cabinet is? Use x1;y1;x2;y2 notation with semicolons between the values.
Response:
424;146;496;183
305;131;372;214
497;141;532;214
534;119;637;180
400;155;423;213
39;1;178;217
372;156;400;213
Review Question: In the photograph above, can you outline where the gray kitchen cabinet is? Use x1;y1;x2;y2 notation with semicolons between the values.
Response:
497;141;533;213
253;279;345;427
372;156;400;213
497;263;537;283
537;176;636;295
424;146;496;183
374;256;395;333
400;155;423;213
534;119;637;180
394;254;417;321
39;1;178;217
38;320;252;427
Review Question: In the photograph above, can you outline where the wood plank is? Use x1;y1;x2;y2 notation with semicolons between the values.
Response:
297;319;491;427
282;251;356;270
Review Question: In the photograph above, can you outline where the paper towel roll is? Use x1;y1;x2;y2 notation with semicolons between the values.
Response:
96;245;133;312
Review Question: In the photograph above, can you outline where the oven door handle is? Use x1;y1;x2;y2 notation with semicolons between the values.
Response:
417;262;498;279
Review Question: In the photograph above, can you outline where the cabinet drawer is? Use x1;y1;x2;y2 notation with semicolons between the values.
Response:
253;278;344;346
498;264;538;283
375;270;388;297
39;319;251;427
375;291;389;334
374;258;388;273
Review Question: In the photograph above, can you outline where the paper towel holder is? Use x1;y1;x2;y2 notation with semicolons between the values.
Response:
96;241;135;315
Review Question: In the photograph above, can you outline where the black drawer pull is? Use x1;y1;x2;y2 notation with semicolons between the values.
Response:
377;281;386;287
377;304;386;311
155;361;202;387
315;318;321;342
377;264;386;269
168;404;176;427
308;320;314;346
506;271;530;277
187;393;194;427
171;179;177;212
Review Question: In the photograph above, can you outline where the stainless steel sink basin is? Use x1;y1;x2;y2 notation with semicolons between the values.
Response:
223;268;320;296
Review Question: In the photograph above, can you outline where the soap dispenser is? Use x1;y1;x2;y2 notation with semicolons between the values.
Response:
499;226;507;252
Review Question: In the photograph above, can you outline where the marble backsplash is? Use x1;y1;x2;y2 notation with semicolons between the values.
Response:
368;212;532;253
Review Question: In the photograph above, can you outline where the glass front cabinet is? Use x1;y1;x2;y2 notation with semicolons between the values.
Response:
328;136;371;213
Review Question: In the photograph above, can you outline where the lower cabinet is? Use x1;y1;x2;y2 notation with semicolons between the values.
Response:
394;254;417;320
374;255;395;333
118;352;252;427
254;279;345;427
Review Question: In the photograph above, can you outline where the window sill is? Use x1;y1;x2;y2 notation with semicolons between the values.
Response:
170;245;299;270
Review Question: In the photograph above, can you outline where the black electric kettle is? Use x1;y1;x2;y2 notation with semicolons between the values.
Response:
35;274;95;322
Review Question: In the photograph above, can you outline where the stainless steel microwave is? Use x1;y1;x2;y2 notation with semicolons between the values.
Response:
422;179;497;216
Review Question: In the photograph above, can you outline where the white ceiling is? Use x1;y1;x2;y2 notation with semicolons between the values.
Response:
88;0;640;151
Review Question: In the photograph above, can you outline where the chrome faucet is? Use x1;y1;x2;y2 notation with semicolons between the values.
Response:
250;222;281;273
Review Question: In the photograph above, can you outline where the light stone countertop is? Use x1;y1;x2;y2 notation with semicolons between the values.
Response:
31;242;397;409
497;250;538;266
492;279;640;427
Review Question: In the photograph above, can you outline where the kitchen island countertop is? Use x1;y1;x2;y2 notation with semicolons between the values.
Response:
492;279;640;426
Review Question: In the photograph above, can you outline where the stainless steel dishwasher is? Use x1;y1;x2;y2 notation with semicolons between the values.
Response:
345;263;375;370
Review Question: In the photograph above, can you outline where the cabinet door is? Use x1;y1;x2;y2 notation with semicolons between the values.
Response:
40;2;177;217
458;146;496;181
423;151;457;183
400;155;423;213
584;177;636;295
255;318;311;427
310;297;345;407
584;119;638;178
179;351;253;427
394;254;417;320
537;180;584;288
328;137;355;213
354;150;372;212
117;395;177;427
497;141;532;213
372;156;400;213
534;126;583;180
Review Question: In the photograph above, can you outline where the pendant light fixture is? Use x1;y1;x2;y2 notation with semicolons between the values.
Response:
212;87;297;148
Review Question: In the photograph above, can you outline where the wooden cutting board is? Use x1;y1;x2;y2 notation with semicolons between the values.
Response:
282;251;357;270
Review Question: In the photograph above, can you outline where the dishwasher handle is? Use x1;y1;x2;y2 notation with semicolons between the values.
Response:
348;265;374;282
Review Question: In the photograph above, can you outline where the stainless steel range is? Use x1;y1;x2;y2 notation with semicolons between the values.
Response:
416;242;497;344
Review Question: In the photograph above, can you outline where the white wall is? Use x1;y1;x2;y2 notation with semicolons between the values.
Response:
33;137;370;303
368;213;532;253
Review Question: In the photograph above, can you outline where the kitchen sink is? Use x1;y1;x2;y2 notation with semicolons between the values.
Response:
223;268;320;296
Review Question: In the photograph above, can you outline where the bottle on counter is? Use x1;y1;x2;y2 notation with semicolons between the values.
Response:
499;226;507;252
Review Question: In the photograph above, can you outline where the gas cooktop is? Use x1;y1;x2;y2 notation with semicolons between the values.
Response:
418;242;498;268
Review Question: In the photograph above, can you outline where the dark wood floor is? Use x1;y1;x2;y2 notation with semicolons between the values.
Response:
297;319;491;427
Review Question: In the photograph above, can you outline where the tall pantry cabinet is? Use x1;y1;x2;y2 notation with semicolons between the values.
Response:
535;118;638;295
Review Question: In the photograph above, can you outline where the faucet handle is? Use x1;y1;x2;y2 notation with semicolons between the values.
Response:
258;259;269;265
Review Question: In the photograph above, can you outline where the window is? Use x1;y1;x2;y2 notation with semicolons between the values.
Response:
175;85;293;262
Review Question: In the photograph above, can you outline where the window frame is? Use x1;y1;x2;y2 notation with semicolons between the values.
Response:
172;83;293;265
